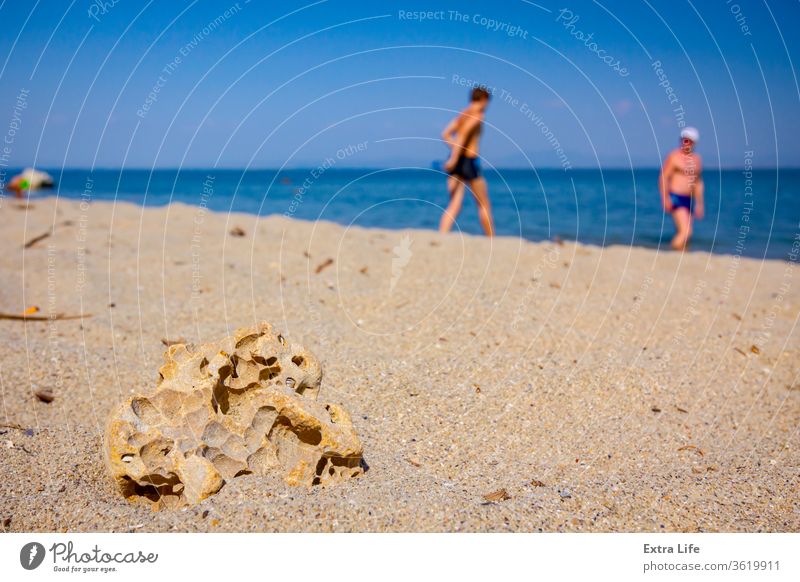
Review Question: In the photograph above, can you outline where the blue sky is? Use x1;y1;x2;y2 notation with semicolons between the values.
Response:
0;0;798;169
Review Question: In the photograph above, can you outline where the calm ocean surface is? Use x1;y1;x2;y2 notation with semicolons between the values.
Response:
21;168;800;260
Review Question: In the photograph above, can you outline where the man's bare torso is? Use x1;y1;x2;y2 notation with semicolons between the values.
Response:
666;148;702;195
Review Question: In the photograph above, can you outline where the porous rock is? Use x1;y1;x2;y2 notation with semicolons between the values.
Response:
105;322;363;508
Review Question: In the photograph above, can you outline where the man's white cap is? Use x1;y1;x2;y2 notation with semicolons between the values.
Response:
680;126;699;142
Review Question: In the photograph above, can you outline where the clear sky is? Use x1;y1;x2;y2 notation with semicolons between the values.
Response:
1;0;798;169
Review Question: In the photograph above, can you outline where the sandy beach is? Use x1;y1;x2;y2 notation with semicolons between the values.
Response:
0;197;797;532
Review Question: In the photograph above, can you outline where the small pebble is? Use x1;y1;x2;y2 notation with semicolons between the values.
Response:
34;389;55;403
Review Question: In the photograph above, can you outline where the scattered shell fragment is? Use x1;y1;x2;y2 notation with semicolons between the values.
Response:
482;488;511;503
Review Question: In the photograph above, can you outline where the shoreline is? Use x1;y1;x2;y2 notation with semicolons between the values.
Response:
9;193;798;264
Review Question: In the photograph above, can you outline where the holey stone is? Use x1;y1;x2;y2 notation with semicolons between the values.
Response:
104;322;363;508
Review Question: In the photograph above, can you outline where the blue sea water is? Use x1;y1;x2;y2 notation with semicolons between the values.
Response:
16;167;800;260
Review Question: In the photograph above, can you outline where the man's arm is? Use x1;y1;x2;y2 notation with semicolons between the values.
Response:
659;153;673;211
693;155;704;219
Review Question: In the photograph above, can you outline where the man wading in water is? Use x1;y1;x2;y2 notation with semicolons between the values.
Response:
659;126;705;250
439;86;495;237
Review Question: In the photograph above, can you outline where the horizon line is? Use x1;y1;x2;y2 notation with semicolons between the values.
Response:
5;165;796;172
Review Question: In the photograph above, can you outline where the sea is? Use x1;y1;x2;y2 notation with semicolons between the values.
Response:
12;168;800;260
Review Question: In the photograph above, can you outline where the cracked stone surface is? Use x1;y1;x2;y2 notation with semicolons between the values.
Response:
104;322;363;508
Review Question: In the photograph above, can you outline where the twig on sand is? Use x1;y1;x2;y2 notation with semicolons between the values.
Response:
22;231;51;248
0;312;91;321
22;219;75;249
0;422;27;431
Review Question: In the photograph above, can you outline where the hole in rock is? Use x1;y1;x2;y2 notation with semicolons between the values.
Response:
131;398;161;425
259;366;281;381
271;415;322;446
140;438;175;465
212;380;230;414
120;473;182;502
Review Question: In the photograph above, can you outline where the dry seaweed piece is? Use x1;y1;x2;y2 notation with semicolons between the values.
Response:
229;226;246;237
0;312;91;321
750;345;761;354
530;479;546;487
314;258;334;274
677;445;704;457
161;337;187;347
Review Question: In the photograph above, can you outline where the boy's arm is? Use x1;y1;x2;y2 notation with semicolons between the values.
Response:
444;115;480;169
659;154;673;211
441;117;460;149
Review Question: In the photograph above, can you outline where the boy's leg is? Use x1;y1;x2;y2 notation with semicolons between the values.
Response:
469;176;495;237
439;175;465;233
